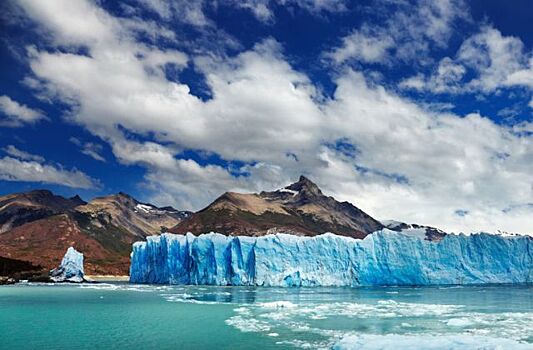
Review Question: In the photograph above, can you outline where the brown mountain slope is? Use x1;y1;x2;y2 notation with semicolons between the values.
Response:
75;192;191;238
0;190;85;233
0;190;191;276
171;176;384;238
0;214;129;275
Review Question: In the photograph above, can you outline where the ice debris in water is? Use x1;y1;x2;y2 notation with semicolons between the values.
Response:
130;230;532;287
332;334;533;350
50;247;85;283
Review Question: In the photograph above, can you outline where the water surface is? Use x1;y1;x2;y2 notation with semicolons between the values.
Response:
0;283;531;349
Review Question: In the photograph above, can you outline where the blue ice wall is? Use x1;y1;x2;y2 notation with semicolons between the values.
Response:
129;231;532;286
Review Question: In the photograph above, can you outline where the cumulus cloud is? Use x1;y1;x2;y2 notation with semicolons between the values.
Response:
135;0;347;25
0;95;45;127
401;26;533;95
328;26;395;64
69;137;106;162
505;58;533;89
234;0;348;23
458;26;527;93
328;0;469;65
2;145;44;162
399;57;466;93
0;154;98;189
10;0;533;234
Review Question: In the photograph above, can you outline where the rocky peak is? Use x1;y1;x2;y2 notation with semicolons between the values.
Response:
6;189;86;211
286;175;323;197
173;175;384;238
26;189;54;197
116;191;137;203
68;195;86;206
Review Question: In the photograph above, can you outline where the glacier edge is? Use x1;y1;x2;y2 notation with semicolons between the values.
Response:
129;230;532;286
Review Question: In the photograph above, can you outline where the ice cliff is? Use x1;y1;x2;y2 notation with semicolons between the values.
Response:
50;247;85;283
129;231;532;286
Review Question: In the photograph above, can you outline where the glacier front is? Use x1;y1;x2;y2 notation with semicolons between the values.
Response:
129;231;532;286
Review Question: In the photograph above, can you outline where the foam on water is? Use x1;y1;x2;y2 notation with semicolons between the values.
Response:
333;334;533;350
223;297;533;348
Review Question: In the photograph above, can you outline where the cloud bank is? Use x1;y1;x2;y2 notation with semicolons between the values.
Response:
6;0;533;234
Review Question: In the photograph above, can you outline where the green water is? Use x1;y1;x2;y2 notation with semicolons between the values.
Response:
0;283;531;349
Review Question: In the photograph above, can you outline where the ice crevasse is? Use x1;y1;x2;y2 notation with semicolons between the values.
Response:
129;230;532;286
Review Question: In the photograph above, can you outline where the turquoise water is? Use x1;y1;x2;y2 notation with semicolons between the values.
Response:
0;284;532;349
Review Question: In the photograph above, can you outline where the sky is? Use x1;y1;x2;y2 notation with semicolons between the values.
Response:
0;0;533;234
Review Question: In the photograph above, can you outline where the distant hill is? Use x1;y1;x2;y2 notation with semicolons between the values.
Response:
0;189;85;233
0;190;190;275
171;176;384;239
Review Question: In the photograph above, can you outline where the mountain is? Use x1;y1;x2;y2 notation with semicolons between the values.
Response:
171;176;384;238
381;220;447;241
75;192;190;238
0;190;190;276
0;189;85;233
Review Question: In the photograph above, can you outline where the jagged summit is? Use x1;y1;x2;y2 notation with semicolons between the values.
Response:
260;175;323;201
171;176;384;238
289;175;322;193
3;189;86;210
0;189;86;234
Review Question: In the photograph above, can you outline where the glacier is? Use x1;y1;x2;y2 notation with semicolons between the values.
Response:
129;230;532;286
50;247;85;283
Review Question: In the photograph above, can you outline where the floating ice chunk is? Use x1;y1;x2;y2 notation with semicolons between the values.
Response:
333;334;533;350
50;247;85;283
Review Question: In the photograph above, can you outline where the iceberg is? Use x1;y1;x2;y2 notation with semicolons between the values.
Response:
50;247;85;283
129;230;532;286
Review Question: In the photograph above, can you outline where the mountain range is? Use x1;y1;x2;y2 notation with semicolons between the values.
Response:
172;176;384;238
0;176;446;278
0;190;190;276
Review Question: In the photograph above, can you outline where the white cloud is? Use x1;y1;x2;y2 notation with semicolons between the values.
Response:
458;26;526;93
12;0;533;234
328;26;394;64
69;137;106;162
233;0;347;23
505;58;533;88
134;0;347;26
0;95;45;127
2;145;45;162
0;156;98;189
401;26;533;95
329;0;468;65
18;0;117;46
399;57;466;93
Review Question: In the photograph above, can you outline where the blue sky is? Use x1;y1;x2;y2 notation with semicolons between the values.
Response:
1;0;533;234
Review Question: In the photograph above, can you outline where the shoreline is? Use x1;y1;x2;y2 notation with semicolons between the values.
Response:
86;275;129;282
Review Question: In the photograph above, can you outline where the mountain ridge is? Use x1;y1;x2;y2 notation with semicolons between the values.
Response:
0;176;449;278
0;190;191;275
171;176;385;238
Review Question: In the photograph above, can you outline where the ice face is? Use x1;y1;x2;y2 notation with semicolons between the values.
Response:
129;230;532;286
50;247;85;283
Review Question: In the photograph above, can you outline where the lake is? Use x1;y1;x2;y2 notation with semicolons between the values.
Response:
0;283;531;349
